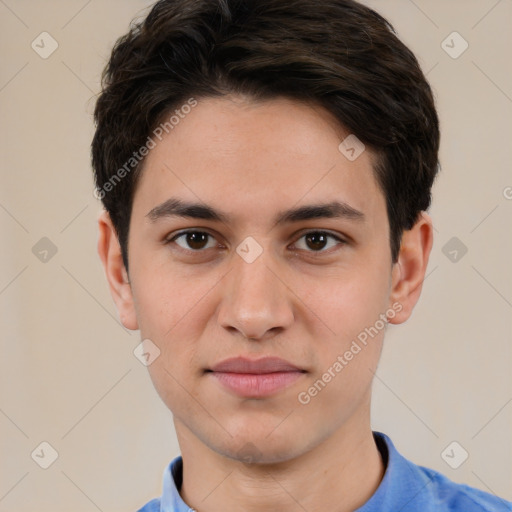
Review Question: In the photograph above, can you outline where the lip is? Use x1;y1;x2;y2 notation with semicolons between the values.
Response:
207;357;306;398
210;356;302;373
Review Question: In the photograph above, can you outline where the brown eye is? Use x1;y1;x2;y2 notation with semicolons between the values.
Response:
293;231;345;253
170;231;217;251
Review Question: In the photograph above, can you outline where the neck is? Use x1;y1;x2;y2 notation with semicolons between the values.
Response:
175;418;385;512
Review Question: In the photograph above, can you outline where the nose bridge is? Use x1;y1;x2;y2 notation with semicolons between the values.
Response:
218;244;293;339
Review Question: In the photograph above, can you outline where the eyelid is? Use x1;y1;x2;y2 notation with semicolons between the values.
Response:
165;228;348;254
292;228;348;244
290;229;347;253
165;228;224;248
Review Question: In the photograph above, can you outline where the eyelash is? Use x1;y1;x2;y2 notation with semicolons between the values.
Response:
165;229;347;256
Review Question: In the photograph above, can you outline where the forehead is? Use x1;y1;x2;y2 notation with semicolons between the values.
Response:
132;95;385;228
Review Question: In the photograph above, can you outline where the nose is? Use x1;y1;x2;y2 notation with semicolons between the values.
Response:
217;249;295;341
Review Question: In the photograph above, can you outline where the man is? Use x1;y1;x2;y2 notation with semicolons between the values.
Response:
91;0;512;510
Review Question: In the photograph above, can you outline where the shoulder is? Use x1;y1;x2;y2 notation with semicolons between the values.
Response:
134;455;184;511
370;432;512;512
416;463;512;512
135;497;160;512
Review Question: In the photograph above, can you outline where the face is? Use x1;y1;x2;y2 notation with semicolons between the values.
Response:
100;94;431;464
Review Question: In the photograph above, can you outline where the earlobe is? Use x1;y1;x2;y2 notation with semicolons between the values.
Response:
97;209;139;330
388;212;434;325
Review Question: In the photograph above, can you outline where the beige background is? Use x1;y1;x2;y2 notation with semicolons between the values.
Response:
1;0;511;510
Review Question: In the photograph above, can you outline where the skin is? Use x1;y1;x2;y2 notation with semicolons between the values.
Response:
98;94;433;512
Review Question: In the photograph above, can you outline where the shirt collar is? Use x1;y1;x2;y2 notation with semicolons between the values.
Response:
160;455;194;512
159;431;424;512
355;432;433;511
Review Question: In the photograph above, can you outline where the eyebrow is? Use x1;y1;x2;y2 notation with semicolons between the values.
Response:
146;197;365;226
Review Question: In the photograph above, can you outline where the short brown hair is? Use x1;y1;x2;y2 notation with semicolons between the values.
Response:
91;0;440;270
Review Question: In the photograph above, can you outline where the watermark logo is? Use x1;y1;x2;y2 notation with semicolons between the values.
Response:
236;236;264;264
134;339;161;366
441;441;469;469
31;441;59;469
442;236;468;263
32;237;58;263
31;32;58;59
237;442;263;463
441;32;469;60
338;134;365;161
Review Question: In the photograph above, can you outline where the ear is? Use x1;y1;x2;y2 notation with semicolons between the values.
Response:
97;209;139;330
388;211;434;324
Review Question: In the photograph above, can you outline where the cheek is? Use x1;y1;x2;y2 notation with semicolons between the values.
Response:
129;263;212;387
302;262;391;342
130;259;205;338
295;254;390;407
295;275;387;422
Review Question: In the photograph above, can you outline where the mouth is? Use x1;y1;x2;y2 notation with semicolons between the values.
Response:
206;356;307;398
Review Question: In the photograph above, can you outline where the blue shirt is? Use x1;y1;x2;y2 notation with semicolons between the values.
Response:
137;432;512;511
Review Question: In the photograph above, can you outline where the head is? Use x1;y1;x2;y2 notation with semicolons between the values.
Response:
93;0;439;463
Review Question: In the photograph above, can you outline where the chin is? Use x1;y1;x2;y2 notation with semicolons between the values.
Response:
212;430;309;466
